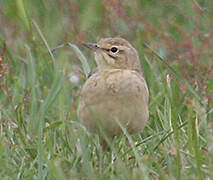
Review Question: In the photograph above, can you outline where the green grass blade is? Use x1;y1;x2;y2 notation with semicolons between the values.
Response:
39;75;63;117
25;46;38;134
37;74;63;179
143;43;202;104
68;43;91;77
115;118;148;179
32;20;56;66
16;0;31;31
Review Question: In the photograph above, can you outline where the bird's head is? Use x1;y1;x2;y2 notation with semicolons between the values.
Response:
83;37;142;73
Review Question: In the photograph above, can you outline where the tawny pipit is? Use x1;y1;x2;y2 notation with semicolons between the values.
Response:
77;37;149;139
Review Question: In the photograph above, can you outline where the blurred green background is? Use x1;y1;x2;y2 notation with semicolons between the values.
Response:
0;0;213;179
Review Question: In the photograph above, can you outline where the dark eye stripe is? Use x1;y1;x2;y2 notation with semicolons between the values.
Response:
108;54;115;58
108;54;119;61
101;48;110;52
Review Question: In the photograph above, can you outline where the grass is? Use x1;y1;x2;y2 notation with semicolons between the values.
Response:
0;0;213;179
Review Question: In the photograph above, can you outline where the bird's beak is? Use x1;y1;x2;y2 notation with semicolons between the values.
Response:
82;43;100;51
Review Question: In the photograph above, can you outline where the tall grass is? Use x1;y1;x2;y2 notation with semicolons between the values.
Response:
0;0;213;179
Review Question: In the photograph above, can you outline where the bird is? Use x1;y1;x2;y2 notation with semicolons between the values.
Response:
77;37;149;143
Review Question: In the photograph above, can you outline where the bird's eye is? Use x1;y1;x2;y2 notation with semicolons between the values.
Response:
110;47;118;53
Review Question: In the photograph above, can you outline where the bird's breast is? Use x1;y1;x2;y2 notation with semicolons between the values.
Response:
78;69;149;136
81;69;148;104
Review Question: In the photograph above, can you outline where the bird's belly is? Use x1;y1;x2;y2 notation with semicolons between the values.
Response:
77;69;149;137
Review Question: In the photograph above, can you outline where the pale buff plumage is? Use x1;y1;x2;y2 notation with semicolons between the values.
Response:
77;37;149;139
